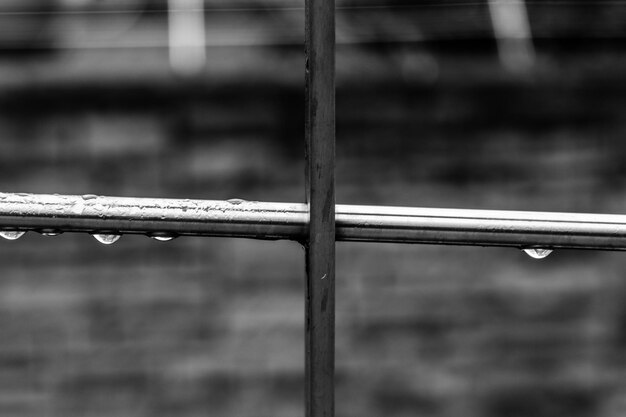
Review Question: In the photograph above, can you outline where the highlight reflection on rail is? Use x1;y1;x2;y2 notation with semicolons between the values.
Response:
1;192;626;250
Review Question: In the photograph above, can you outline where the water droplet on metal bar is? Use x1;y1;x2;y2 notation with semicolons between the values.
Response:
92;233;121;245
71;200;85;215
39;230;62;237
149;233;177;242
523;248;553;259
227;198;245;205
0;231;26;240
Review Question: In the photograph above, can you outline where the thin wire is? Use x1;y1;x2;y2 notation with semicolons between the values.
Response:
1;1;626;16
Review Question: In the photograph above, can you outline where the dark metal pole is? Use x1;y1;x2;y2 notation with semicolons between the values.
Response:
304;0;335;413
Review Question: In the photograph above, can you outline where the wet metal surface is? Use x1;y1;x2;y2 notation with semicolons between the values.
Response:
1;193;626;250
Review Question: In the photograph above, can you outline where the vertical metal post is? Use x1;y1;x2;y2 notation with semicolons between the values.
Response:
304;0;335;414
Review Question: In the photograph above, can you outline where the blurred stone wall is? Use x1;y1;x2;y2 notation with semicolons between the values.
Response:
2;2;626;417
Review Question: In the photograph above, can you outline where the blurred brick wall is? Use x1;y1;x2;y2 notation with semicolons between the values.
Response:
2;8;626;416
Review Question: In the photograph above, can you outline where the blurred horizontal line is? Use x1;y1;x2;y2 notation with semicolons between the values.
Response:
3;30;626;51
2;36;626;50
2;192;626;250
1;1;626;16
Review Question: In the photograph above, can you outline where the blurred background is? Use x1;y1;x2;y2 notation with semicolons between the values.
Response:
1;0;626;416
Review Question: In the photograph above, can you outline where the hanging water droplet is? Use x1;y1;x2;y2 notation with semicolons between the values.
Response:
39;229;62;237
149;232;177;242
92;233;121;245
0;230;26;240
152;236;174;242
523;248;553;259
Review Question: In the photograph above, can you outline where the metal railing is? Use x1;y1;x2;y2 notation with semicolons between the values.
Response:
3;193;626;251
1;1;624;417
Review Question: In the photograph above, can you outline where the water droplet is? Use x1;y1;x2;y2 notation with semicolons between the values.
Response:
152;236;174;242
523;248;553;259
0;231;25;240
149;232;177;242
71;200;85;215
39;229;62;237
92;233;121;245
82;194;98;200
227;198;245;205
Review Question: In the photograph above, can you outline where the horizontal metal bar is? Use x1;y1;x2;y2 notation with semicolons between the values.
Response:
0;193;307;240
337;205;626;250
1;192;626;250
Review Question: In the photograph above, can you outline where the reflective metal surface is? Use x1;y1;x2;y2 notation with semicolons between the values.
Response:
1;192;626;250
